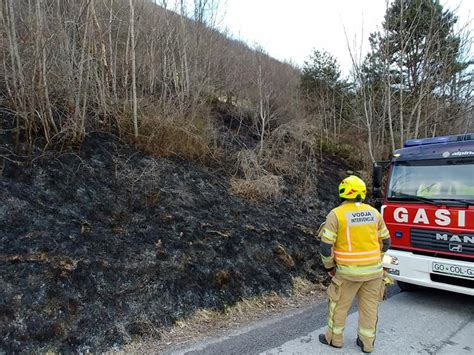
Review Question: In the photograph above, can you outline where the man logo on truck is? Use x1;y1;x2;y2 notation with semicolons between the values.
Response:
449;244;463;252
436;233;474;244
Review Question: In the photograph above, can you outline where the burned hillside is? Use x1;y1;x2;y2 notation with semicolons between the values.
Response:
0;127;348;352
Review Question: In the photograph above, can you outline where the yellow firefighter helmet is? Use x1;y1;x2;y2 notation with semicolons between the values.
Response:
339;175;367;201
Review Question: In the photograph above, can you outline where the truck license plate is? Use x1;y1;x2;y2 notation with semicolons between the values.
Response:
432;262;474;279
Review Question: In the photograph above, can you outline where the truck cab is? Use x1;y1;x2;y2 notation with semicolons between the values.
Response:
375;133;474;296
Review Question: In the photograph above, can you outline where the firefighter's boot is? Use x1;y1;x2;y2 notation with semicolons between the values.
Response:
318;333;342;349
357;337;372;353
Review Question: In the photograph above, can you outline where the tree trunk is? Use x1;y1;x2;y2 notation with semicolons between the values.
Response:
129;0;138;138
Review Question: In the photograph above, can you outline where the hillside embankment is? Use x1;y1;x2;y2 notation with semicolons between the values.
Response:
0;123;348;352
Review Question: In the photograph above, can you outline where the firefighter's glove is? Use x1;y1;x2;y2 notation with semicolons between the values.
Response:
382;273;394;300
326;267;336;278
383;274;394;286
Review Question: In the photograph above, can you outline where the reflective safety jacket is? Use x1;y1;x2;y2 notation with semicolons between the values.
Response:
417;181;474;198
319;201;391;282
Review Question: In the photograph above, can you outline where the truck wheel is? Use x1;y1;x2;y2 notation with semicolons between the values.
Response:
397;281;418;292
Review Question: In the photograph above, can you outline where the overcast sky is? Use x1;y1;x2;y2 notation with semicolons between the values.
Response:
216;0;473;76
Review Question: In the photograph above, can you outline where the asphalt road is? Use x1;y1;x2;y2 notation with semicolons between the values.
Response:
166;286;474;355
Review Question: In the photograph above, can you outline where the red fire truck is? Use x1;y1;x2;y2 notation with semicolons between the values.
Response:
374;133;474;296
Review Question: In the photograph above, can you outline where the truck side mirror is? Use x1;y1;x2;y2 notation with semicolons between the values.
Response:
373;163;383;198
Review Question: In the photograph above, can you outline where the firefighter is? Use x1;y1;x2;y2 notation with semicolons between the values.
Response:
417;181;442;196
318;175;391;353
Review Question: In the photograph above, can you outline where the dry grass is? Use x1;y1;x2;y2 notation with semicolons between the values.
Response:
235;149;266;179
137;116;214;160
230;175;282;201
143;113;214;160
230;149;283;201
116;101;219;161
273;244;295;268
263;121;321;193
120;276;326;354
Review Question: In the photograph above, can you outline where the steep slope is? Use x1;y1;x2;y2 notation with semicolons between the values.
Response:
0;132;346;352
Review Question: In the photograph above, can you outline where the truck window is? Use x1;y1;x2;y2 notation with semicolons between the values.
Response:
387;159;474;200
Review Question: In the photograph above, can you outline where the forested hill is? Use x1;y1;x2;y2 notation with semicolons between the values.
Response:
1;0;471;166
0;0;299;158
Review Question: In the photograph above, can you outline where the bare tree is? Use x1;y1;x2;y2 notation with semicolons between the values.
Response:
129;0;138;138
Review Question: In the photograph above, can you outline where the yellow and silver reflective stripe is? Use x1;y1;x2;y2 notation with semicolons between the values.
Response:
380;227;390;238
321;255;333;263
346;225;352;251
336;263;382;276
337;263;382;272
329;324;345;334
334;249;380;256
336;255;381;263
334;249;381;264
322;228;337;242
358;326;376;338
327;300;344;334
333;325;344;334
328;300;336;328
